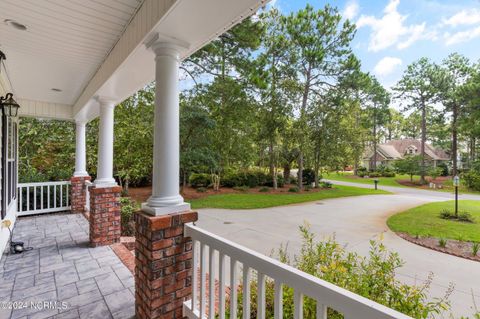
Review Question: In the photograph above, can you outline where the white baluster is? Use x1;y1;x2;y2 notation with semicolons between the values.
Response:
274;280;283;319
230;258;238;319
60;184;63;207
66;184;69;207
34;186;37;211
40;186;44;210
294;290;303;319
257;272;266;319
316;301;327;319
219;253;226;319
191;240;199;311
54;185;57;208
200;243;207;319
27;186;30;211
19;186;22;212
242;266;250;319
47;185;50;209
209;247;216;319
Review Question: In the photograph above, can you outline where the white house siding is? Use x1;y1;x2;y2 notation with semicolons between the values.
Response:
18;99;73;121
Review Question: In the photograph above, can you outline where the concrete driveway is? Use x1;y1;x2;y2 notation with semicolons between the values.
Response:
196;183;480;317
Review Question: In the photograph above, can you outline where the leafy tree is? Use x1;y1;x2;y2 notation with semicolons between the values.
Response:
394;155;422;182
394;58;442;184
440;53;472;175
253;8;295;188
284;4;356;189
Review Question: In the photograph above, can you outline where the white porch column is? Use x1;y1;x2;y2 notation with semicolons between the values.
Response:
143;40;190;215
94;97;117;187
73;120;88;177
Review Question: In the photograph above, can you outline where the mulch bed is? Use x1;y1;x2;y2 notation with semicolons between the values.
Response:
128;185;328;202
396;232;480;262
396;176;451;190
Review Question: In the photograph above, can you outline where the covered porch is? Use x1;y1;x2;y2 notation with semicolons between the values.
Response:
0;1;412;319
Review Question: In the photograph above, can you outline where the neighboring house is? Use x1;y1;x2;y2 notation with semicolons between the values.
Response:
363;139;450;170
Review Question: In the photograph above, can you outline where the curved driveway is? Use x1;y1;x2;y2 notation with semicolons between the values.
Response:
196;182;480;317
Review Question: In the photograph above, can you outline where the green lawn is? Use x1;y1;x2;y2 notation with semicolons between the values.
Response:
387;200;480;242
324;172;417;187
190;185;390;209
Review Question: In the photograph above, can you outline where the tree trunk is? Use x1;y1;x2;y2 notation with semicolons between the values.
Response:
372;109;378;171
420;102;427;184
298;152;304;189
283;164;291;184
269;140;277;189
452;104;458;176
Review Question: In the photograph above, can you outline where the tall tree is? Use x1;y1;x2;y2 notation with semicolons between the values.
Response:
253;8;294;188
284;4;356;188
440;53;472;175
394;58;442;184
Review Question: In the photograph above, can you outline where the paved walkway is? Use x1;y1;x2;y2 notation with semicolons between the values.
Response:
196;184;480;317
0;214;135;319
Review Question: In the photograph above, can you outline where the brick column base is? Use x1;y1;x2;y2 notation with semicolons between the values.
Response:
89;186;122;247
70;176;91;214
134;210;198;319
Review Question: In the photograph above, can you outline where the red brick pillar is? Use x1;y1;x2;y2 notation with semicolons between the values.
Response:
89;186;122;247
134;210;198;319
70;176;91;214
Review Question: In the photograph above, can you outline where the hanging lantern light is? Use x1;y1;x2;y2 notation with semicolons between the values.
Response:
0;93;20;117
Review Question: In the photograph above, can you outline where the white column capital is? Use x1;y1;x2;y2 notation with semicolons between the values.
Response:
95;96;117;107
146;34;190;59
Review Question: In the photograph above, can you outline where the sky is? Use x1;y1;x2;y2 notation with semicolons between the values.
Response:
268;0;480;89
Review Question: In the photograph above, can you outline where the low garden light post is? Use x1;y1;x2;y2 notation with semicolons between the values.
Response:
453;175;460;218
374;178;379;190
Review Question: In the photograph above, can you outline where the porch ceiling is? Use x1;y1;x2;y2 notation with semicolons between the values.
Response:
0;0;268;122
0;0;143;107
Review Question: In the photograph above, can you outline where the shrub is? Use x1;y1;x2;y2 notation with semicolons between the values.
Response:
472;242;480;256
221;172;243;188
382;171;396;177
288;186;299;193
259;187;270;192
233;186;249;192
196;187;207;193
264;174;285;188
289;176;298;185
189;173;211;188
458;212;475;223
439;209;453;220
439;209;475;223
437;162;449;176
302;168;316;185
439;238;447;248
228;225;450;318
120;197;138;236
463;171;480;191
304;185;312;191
320;181;333;188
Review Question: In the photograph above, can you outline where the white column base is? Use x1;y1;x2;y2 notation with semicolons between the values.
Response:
93;178;117;188
141;202;191;216
73;171;89;177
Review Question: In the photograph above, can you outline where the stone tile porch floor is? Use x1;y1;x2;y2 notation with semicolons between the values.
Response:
0;213;135;319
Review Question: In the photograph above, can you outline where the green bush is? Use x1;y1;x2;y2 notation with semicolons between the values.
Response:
233;186;249;192
189;173;211;188
289;176;298;185
472;242;480;256
437;162;449;176
120;197;138;236
439;238;447;248
259;186;270;192
288;186;299;193
320;181;333;188
302;168;316;185
196;187;207;193
265;174;285;188
463;171;480;191
221;172;243;188
439;209;475;223
228;225;450;318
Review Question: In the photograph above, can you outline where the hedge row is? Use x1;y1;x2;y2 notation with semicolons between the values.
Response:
189;171;286;188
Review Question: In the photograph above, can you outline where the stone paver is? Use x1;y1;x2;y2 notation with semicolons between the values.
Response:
0;214;134;319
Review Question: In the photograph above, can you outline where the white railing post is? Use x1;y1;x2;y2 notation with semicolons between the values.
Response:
230;258;238;319
258;272;266;319
219;253;226;319
209;247;216;319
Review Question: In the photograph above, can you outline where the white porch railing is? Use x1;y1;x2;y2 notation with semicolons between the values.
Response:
183;224;413;319
17;181;71;216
